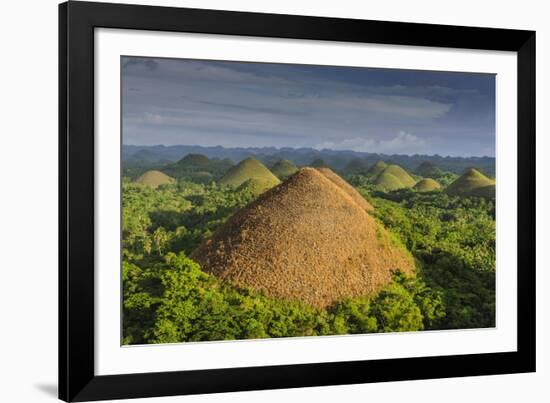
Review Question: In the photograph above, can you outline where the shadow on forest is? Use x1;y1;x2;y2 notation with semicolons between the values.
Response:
414;249;496;330
149;205;238;232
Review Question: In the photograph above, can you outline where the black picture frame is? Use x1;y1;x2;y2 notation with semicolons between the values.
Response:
59;1;536;401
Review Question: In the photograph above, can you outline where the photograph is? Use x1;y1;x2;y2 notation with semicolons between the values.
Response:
121;55;496;345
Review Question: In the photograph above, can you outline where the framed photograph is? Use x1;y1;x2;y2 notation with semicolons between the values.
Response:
59;1;536;401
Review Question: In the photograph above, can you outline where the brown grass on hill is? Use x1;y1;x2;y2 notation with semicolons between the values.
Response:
315;167;374;211
192;168;414;308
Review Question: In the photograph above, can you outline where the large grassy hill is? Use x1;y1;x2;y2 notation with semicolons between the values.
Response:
382;165;416;187
415;161;444;179
271;159;298;179
446;168;495;197
366;161;388;177
175;153;210;167
193;167;413;309
135;170;175;188
414;178;442;192
374;172;405;191
219;157;280;189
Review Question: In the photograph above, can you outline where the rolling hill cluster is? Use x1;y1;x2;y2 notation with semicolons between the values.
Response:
134;153;496;199
122;151;496;344
124;144;496;177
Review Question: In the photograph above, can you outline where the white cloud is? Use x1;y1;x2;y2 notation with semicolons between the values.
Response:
123;57;493;155
143;112;168;125
315;131;427;154
362;96;451;119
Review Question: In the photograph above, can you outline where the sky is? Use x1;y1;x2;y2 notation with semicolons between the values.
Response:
122;56;495;157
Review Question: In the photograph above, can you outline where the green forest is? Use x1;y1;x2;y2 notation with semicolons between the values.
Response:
122;155;495;345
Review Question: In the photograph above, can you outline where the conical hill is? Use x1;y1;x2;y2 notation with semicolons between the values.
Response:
446;168;495;197
366;161;388;177
176;153;210;167
380;165;416;188
372;164;416;191
415;161;443;178
374;172;405;191
315;167;374;211
414;178;442;192
192;168;414;308
219;157;280;188
135;170;175;188
271;159;298;179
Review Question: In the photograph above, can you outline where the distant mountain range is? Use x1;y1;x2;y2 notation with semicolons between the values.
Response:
123;144;496;177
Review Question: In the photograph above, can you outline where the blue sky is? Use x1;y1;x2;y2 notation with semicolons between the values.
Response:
122;56;495;157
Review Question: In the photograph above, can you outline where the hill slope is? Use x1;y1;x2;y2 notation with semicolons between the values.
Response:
446;168;495;197
219;157;280;188
162;153;233;183
373;164;416;190
237;178;279;196
373;172;405;191
366;161;388;177
381;165;417;187
176;153;210;167
344;158;371;174
414;178;442;192
271;159;298;179
192;168;414;308
135;170;175;188
414;161;444;179
469;184;496;198
316;167;374;211
309;158;330;168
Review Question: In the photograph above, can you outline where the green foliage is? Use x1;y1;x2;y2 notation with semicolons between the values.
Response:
122;180;256;258
124;252;331;344
123;246;440;344
370;283;423;332
370;189;495;329
329;271;445;334
435;171;459;187
343;158;371;175
329;298;378;335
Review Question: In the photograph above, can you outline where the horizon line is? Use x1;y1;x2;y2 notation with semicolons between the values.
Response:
123;143;495;159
